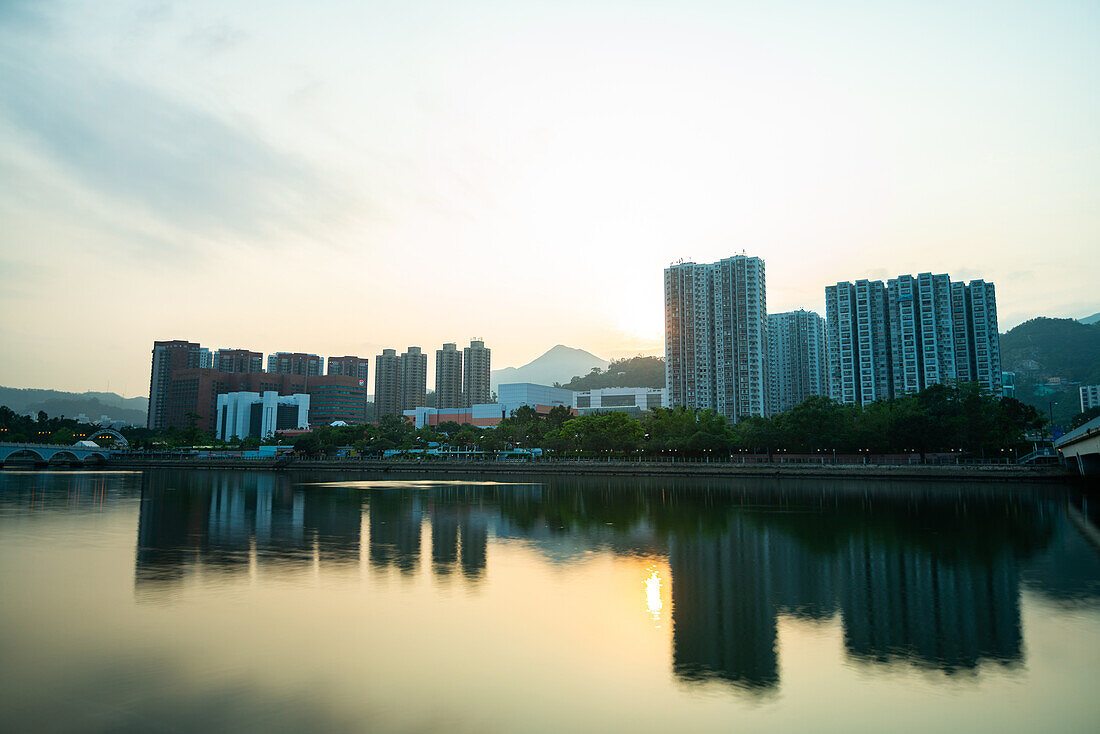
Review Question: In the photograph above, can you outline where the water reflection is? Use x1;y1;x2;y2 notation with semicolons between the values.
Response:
126;471;1100;694
135;472;365;593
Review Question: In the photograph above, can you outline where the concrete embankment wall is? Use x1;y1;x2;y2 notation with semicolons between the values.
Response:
103;458;1074;482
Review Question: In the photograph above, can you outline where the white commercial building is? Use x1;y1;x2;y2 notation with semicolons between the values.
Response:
404;382;576;428
1081;385;1100;413
498;383;574;415
573;387;666;415
216;391;309;441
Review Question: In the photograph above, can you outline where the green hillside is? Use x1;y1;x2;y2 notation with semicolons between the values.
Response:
1001;318;1100;384
0;387;148;427
557;356;665;390
1000;318;1100;429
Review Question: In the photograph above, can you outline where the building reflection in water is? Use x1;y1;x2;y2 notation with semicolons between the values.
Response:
135;471;363;593
670;516;779;691
368;490;421;576
132;472;1096;693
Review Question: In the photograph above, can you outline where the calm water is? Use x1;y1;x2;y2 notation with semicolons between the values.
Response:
1;470;1098;733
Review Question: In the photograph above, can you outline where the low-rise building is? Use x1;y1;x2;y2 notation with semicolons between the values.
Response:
216;391;309;441
1002;371;1016;399
307;375;368;425
404;382;578;428
573;387;666;415
498;383;573;415
404;403;508;429
1081;385;1100;413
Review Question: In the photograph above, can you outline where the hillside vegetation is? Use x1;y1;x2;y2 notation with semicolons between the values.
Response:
0;387;147;426
1000;318;1100;384
556;356;665;390
999;318;1100;428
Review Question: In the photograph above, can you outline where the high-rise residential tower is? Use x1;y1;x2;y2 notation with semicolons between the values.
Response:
327;355;369;382
214;348;264;374
712;256;768;419
665;262;716;411
400;347;428;412
825;280;891;406
147;340;203;430
374;349;402;419
267;352;323;376
826;273;1002;404
435;344;463;409
767;310;828;414
664;255;767;421
462;340;491;407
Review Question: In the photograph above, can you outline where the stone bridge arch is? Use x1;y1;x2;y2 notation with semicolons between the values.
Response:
0;447;47;464
47;450;82;465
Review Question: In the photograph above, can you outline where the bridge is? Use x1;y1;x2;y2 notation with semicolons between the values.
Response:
1056;415;1100;476
0;439;121;467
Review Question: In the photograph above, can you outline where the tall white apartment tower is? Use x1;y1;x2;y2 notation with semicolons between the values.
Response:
767;310;828;414
967;280;1001;393
827;273;1002;404
825;280;891;406
664;255;767;421
664;262;716;411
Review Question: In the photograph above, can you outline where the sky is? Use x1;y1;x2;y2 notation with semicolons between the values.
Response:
0;0;1097;397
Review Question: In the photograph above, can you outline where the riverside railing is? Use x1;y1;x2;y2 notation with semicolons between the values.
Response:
113;451;1034;468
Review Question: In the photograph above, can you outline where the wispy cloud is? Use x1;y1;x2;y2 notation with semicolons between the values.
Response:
0;42;351;251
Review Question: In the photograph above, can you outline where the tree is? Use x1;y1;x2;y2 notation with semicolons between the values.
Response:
546;405;573;430
181;412;205;446
51;427;74;445
453;427;480;448
292;434;322;456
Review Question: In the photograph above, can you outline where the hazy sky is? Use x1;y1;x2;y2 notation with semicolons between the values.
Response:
1;0;1097;397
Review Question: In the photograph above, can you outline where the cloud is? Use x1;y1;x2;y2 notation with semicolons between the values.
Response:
0;42;351;252
184;22;248;54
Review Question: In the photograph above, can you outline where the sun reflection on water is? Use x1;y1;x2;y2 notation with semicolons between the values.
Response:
645;567;663;624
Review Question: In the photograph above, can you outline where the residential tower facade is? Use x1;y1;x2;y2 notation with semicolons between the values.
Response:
664;255;767;421
462;340;491;407
826;274;1002;404
767;310;827;414
435;343;463;409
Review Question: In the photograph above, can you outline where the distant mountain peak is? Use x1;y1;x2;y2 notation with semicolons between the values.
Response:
490;345;609;390
1080;312;1100;325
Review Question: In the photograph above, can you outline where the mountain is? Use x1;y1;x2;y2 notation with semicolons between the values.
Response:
999;317;1100;428
1000;318;1100;384
557;356;666;390
1080;312;1100;325
490;345;608;391
0;387;148;426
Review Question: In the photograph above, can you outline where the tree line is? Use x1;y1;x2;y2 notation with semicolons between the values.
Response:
0;406;114;445
5;382;1044;460
288;383;1044;459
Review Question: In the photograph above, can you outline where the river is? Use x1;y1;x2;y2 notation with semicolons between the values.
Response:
1;469;1097;733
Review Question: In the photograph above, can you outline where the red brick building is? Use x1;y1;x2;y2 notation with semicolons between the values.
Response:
151;341;369;434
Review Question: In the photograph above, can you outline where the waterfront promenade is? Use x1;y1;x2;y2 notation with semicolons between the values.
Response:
102;455;1073;481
